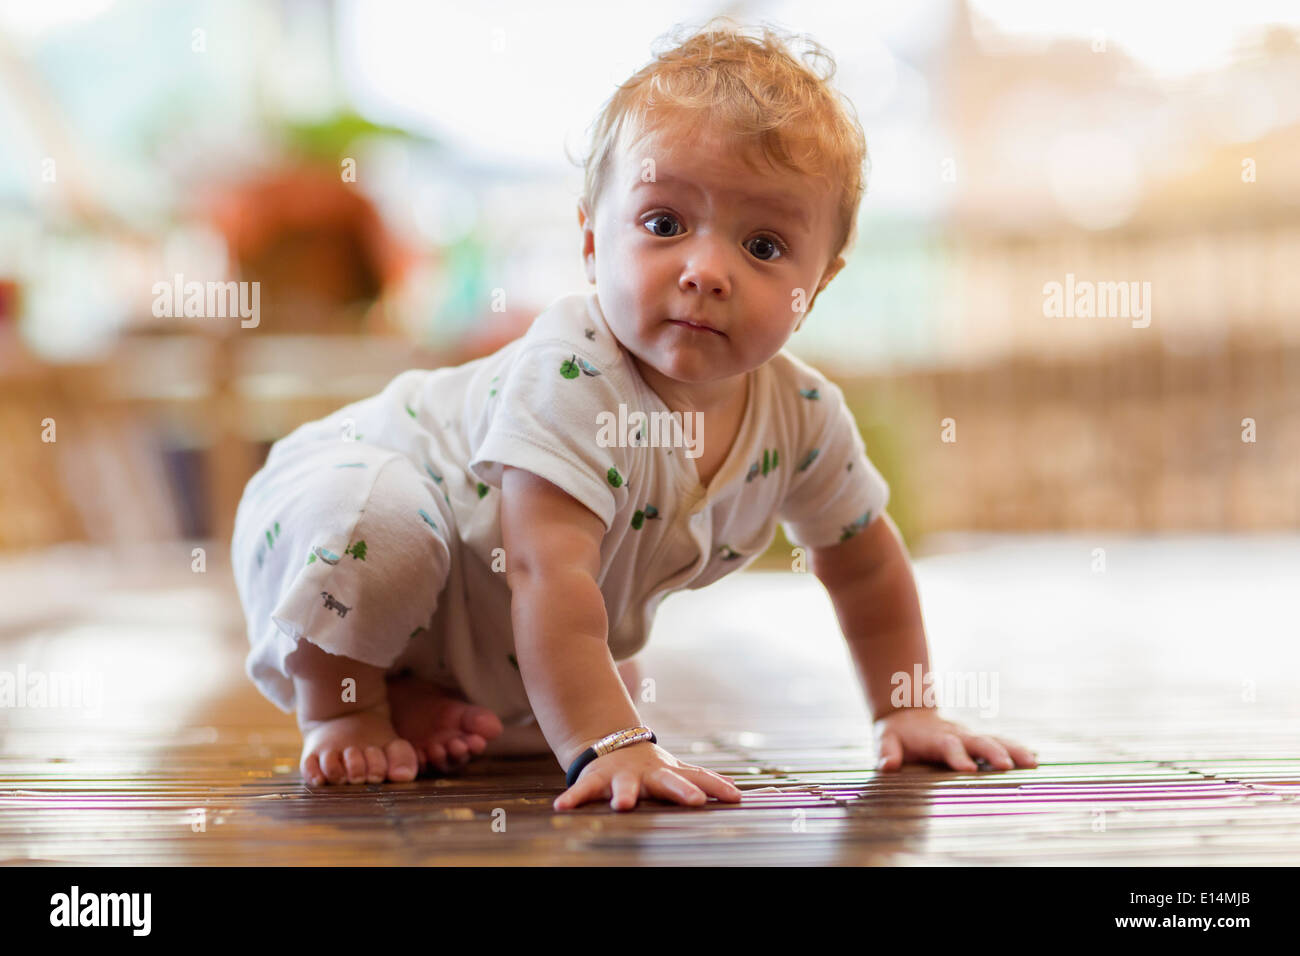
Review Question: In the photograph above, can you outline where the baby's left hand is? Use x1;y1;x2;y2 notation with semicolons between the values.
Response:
873;709;1037;772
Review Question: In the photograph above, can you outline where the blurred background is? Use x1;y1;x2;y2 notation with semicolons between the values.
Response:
2;0;1298;559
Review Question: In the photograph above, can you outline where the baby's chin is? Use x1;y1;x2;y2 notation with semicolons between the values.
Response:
628;347;756;387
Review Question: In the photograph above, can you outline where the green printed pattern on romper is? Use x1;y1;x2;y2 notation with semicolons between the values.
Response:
746;449;780;482
796;448;820;472
345;540;367;560
631;503;659;530
560;355;601;380
840;510;873;542
424;464;451;505
257;521;282;568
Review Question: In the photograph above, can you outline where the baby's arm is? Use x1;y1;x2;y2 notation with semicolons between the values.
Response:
809;512;1037;771
500;465;741;810
500;464;637;765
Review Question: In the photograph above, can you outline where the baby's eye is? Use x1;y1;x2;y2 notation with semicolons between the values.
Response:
643;214;682;238
746;235;786;261
643;215;786;261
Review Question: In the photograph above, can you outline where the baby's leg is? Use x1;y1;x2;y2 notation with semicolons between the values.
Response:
236;441;502;784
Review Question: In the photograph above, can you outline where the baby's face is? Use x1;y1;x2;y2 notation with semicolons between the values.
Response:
580;123;844;395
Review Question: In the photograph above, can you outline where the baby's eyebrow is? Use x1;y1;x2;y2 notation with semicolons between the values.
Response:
633;174;810;232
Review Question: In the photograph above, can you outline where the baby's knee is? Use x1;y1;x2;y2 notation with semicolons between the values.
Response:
266;452;455;663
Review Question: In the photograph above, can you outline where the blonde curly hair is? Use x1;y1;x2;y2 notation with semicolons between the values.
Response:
574;16;869;267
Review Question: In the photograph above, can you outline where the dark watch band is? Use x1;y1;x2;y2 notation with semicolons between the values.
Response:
565;727;657;787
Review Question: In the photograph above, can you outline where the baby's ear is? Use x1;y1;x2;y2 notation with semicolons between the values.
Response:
818;255;847;293
805;255;847;313
578;200;597;283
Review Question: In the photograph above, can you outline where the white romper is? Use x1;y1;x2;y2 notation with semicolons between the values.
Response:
230;290;889;728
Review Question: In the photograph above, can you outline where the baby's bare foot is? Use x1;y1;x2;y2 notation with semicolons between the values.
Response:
299;703;419;786
386;672;504;773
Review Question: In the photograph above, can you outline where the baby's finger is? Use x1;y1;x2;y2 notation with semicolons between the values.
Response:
554;771;606;811
995;738;1038;768
610;771;641;811
939;734;978;772
648;768;706;806
678;765;742;802
875;731;904;771
964;735;1015;770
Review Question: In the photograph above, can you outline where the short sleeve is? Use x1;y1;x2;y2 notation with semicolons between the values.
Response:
467;342;633;533
778;380;889;549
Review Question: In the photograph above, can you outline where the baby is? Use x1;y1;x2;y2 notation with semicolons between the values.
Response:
231;19;1036;812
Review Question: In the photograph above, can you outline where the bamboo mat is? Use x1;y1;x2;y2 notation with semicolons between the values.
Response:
1;538;1298;866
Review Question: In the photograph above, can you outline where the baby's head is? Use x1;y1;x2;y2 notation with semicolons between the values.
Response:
575;18;868;394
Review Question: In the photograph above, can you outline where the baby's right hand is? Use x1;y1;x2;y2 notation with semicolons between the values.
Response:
553;741;743;811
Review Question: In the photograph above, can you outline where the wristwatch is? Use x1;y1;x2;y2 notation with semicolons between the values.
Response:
565;726;657;787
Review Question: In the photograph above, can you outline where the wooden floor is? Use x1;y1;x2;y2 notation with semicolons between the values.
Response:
2;535;1298;865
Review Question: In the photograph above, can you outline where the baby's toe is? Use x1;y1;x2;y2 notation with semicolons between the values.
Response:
461;732;487;755
423;730;469;769
460;705;503;741
434;736;470;769
425;741;448;772
444;736;469;763
320;749;347;784
364;746;387;783
385;739;419;782
343;746;369;783
302;753;324;787
382;738;418;780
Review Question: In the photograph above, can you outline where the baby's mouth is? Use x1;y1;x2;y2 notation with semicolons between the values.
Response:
668;318;725;336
